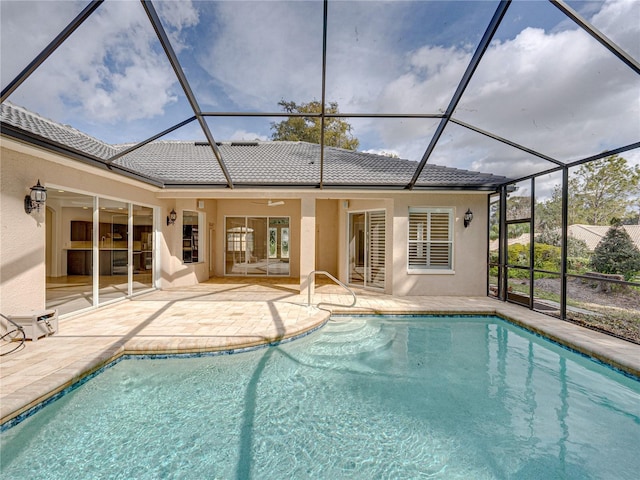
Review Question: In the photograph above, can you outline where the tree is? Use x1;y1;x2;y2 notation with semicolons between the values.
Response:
536;155;640;227
270;100;359;150
569;155;640;225
590;219;640;281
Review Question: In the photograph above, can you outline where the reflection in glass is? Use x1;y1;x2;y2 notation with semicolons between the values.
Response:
183;211;199;263
349;213;365;287
225;216;290;276
98;198;128;305
133;204;153;294
245;217;267;275
46;190;95;315
488;193;500;298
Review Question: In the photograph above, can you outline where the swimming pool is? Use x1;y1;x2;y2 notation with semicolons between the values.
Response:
1;315;639;479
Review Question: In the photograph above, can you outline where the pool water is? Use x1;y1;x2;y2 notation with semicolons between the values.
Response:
2;315;639;479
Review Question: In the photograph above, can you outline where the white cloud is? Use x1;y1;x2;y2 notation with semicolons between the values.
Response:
1;0;636;186
353;0;640;186
590;0;640;60
229;130;268;142
0;1;85;87
155;0;200;54
362;148;401;158
4;1;180;126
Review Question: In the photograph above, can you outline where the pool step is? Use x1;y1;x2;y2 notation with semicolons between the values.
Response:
320;322;380;343
323;318;368;334
306;323;396;357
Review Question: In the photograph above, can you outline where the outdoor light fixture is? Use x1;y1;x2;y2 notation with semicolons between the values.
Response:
24;179;47;214
464;208;473;228
167;208;177;226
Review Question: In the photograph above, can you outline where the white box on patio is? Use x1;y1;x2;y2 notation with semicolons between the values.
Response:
8;310;58;341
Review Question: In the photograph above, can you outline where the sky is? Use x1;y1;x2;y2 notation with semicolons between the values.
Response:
1;0;638;195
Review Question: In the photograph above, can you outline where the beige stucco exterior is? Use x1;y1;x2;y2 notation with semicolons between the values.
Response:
1;136;491;319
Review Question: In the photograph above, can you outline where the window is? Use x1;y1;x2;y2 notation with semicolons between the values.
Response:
408;207;453;272
183;211;200;263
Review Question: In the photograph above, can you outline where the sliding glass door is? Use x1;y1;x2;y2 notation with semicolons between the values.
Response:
98;198;128;305
46;190;155;316
225;216;290;276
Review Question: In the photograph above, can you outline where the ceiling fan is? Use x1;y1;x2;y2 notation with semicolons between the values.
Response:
250;200;285;207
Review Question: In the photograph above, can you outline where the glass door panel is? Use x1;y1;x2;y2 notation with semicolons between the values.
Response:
133;204;153;294
98;198;129;305
225;216;290;276
46;191;95;315
226;217;248;275
267;217;290;276
246;217;268;275
349;211;386;289
348;213;366;286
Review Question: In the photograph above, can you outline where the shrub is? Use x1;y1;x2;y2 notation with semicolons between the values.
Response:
590;221;640;281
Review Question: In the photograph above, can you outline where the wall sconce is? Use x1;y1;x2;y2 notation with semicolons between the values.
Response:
167;208;177;226
24;179;47;214
464;208;473;228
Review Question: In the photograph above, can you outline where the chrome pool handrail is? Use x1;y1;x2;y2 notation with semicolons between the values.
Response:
307;270;357;308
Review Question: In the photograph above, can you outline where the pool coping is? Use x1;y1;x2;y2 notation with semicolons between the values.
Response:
1;294;638;430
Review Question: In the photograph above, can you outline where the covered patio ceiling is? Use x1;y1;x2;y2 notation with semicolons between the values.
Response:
1;0;639;191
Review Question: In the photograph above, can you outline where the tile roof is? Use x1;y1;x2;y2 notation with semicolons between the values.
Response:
568;224;640;251
488;224;640;251
0;102;117;160
1;102;509;189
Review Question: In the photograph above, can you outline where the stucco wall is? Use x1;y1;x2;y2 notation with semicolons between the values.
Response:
158;198;210;288
391;193;488;296
0;141;160;314
2;138;493;318
315;199;339;275
335;193;487;296
214;199;302;278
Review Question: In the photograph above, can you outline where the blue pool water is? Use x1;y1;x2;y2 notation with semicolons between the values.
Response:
1;315;639;479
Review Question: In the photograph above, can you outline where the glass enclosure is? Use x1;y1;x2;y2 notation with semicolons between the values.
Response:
489;161;640;344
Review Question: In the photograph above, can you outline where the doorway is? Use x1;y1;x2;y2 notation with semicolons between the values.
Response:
348;210;385;289
224;216;290;276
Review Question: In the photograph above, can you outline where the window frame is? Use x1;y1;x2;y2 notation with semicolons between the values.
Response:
407;207;455;274
182;210;202;264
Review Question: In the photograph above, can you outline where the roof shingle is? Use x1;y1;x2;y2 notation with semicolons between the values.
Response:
1;103;509;188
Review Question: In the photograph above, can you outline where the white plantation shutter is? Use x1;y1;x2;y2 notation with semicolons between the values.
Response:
408;208;453;271
367;210;386;288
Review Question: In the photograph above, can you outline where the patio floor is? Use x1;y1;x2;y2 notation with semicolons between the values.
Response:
2;278;639;426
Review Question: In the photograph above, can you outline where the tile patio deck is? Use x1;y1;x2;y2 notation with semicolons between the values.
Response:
2;279;639;426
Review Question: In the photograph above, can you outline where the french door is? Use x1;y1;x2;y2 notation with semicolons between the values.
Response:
225;216;290;276
348;210;386;289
